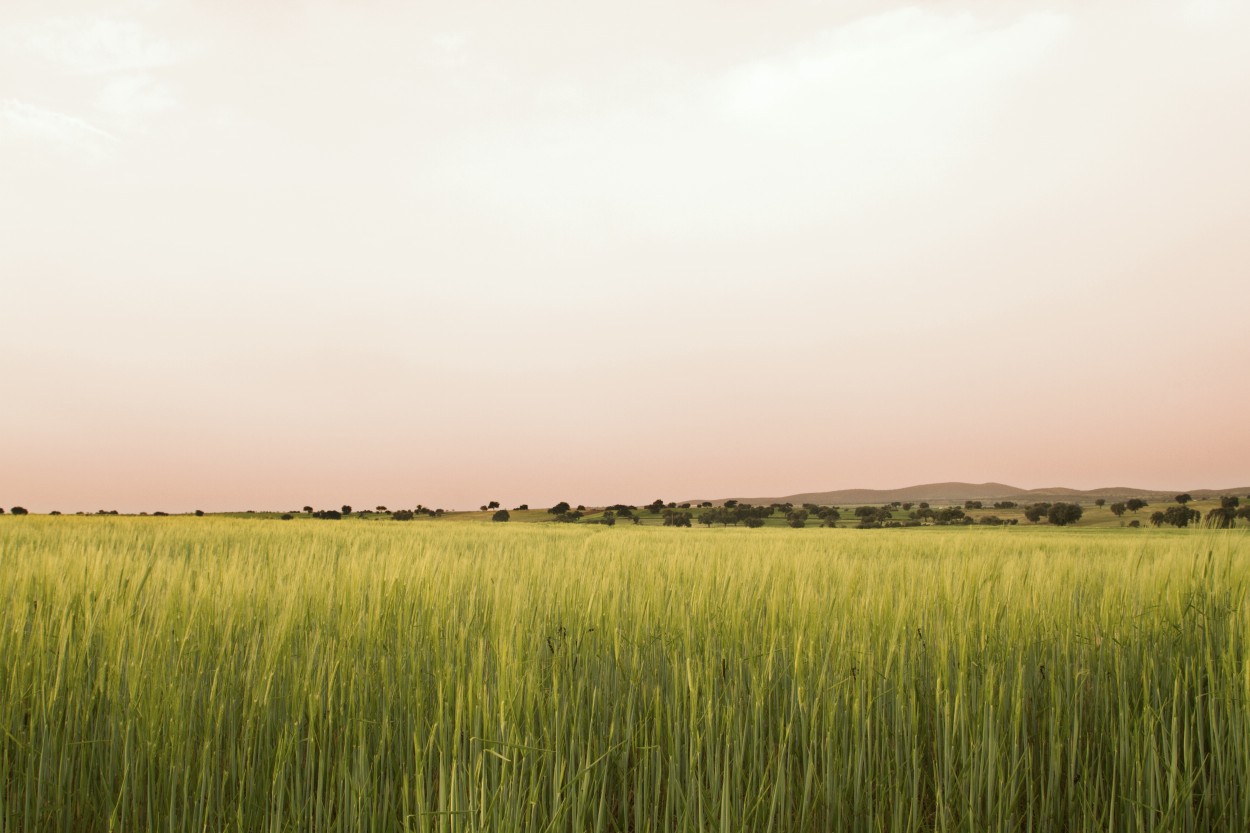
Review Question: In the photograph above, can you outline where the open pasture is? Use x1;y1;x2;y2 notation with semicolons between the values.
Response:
1;518;1248;832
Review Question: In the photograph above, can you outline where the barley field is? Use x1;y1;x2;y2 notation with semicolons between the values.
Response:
1;518;1247;832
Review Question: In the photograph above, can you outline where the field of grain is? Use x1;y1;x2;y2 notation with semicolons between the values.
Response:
1;518;1248;832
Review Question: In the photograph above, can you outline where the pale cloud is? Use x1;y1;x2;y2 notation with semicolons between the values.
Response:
0;98;117;155
439;7;1071;245
96;73;178;116
12;16;181;75
426;33;470;70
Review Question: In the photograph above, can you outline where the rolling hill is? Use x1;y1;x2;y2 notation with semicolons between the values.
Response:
694;482;1250;506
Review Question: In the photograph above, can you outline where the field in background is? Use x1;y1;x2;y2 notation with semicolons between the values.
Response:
2;518;1248;831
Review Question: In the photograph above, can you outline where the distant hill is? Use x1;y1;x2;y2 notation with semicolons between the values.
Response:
694;482;1250;506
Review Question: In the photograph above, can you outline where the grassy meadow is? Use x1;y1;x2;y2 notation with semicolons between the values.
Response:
1;517;1248;832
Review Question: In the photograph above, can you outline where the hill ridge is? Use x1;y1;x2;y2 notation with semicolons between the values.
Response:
692;481;1250;506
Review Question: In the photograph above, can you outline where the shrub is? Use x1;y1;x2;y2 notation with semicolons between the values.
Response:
9;507;28;515
280;514;294;521
492;510;510;523
391;510;415;521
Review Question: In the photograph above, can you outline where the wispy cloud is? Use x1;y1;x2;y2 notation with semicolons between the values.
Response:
12;17;182;75
1;98;118;156
96;73;178;116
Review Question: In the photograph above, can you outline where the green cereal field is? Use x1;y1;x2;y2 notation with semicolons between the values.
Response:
2;517;1248;832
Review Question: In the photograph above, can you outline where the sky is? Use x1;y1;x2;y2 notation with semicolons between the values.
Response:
2;0;1248;513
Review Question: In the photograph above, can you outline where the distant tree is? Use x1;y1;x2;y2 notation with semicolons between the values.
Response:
1109;502;1127;518
341;505;352;515
1024;504;1047;523
1125;499;1147;513
480;506;488;511
918;502;930;510
314;510;342;520
303;506;313;513
698;510;717;527
554;511;583;523
901;502;913;511
964;500;983;510
492;509;510;523
661;508;692;527
818;507;842;527
700;501;713;508
744;517;765;528
375;506;387;512
487;501;500;510
724;500;738;508
1047;503;1083;526
548;502;571;515
1206;507;1237;529
1220;496;1240;509
601;510;616;527
1175;494;1192;505
195;509;205;517
1237;506;1250;525
1127;519;1141;527
786;509;809;528
0;508;5;515
516;504;529;510
9;506;28;515
391;510;415;521
1093;499;1105;507
648;499;665;513
577;505;586;511
1156;505;1200;528
281;514;294;520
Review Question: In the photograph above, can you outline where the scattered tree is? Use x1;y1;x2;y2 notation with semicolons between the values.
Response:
487;501;500;510
492;509;510;523
786;509;809;528
391;510;415;521
195;509;205;517
281;513;294;520
548;502;571;515
341;505;352;515
1155;505;1201;528
1109;502;1127;518
1125;498;1147;513
1206;506;1237;529
1047;503;1083;526
1093;499;1105;507
1175;494;1192;505
661;508;692;527
9;507;28;515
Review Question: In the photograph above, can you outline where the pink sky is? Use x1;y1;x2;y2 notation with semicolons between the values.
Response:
2;1;1248;512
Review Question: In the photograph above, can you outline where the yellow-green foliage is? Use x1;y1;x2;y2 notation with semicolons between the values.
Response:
1;518;1248;832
